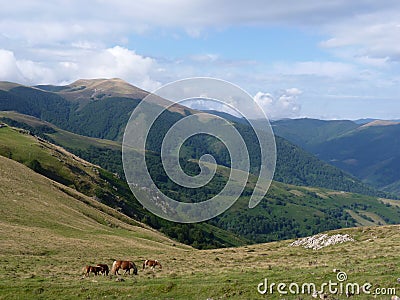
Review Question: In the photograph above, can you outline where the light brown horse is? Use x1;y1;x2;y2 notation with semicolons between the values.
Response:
143;259;162;270
96;264;109;276
111;260;138;275
84;265;102;277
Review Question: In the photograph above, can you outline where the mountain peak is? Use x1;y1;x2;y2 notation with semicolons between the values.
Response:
63;78;149;99
0;81;25;91
360;119;400;128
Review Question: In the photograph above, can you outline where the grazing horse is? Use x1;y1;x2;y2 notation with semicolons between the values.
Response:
84;265;102;277
111;260;138;275
96;264;109;276
143;259;162;270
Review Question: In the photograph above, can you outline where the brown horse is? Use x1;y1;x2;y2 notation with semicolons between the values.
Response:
84;265;102;277
143;259;162;270
96;264;109;276
111;260;138;275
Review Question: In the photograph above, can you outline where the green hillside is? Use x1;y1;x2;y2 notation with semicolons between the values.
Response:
312;123;400;193
0;124;247;249
1;122;399;247
209;165;400;243
0;79;189;141
271;118;360;149
0;107;384;199
272;118;400;195
0;111;124;174
0;157;399;299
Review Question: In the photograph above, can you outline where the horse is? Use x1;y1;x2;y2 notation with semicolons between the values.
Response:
111;260;138;275
143;259;162;270
96;264;109;276
84;265;102;277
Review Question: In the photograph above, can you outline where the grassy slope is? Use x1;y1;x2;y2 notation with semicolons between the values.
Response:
0;121;399;245
0;157;399;299
0;111;121;151
0;123;247;248
0;124;113;195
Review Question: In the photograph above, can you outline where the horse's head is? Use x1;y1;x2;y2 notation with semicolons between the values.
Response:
156;260;162;269
130;261;138;275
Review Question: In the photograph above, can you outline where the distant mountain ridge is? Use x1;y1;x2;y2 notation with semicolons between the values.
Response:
272;118;400;195
354;118;400;124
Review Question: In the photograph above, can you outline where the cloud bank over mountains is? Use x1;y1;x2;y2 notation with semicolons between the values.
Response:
0;1;399;119
254;88;302;119
0;46;160;91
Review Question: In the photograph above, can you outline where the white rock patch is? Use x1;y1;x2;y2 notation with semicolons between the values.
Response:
290;233;354;250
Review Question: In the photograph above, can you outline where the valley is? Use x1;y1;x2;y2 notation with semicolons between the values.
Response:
272;118;400;196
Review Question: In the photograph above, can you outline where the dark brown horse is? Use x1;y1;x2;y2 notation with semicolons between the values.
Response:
111;260;138;275
84;265;102;277
143;259;162;270
96;264;109;276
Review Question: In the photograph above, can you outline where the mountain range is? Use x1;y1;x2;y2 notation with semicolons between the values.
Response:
0;80;383;197
0;78;399;249
272;118;400;195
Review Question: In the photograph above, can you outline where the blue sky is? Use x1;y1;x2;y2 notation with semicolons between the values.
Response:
0;0;399;120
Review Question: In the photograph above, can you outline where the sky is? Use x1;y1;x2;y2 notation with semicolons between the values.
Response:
0;0;399;120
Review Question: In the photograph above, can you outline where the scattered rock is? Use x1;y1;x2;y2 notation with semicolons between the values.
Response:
290;233;354;250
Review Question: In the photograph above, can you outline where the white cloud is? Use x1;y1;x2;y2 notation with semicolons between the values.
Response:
254;88;302;119
1;1;400;119
319;10;400;63
2;1;399;38
0;46;160;91
0;49;25;82
78;46;160;91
